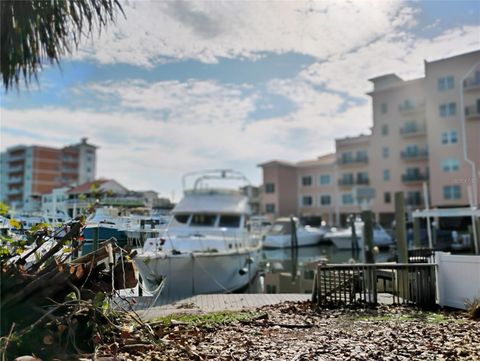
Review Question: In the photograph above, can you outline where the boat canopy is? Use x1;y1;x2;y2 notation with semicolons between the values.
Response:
173;191;250;215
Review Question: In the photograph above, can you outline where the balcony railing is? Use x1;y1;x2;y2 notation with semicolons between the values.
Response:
338;156;369;165
8;165;24;172
398;101;425;113
8;155;25;162
7;176;23;184
401;149;429;160
463;77;480;90
7;188;23;195
400;124;426;136
402;173;429;183
338;178;370;187
465;105;480;119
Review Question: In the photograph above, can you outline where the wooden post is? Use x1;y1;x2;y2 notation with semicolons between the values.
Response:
290;217;298;280
395;192;409;302
350;215;358;259
93;226;99;251
475;218;480;255
413;217;421;249
395;192;408;263
362;210;374;264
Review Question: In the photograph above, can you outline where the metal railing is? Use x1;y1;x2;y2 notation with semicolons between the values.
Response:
338;157;369;165
400;124;426;136
313;263;436;309
401;149;428;160
463;77;480;89
402;173;429;183
465;105;480;119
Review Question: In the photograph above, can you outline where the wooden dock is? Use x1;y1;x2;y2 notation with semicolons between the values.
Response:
127;293;311;319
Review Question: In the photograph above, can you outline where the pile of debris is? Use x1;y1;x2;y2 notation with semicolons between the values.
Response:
0;218;152;360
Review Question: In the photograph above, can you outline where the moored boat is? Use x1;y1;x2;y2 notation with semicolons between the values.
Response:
263;217;327;249
133;170;262;297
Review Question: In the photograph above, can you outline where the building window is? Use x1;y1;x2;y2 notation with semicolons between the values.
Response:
265;203;276;213
340;152;353;164
265;183;275;194
438;76;454;91
380;103;388;114
319;195;331;206
356;150;368;162
384;192;391;204
381;125;389;136
301;195;313;207
356;172;369;185
442;159;459;172
342;193;354;205
439;102;456;117
382;147;389;158
406;191;422;206
319;174;331;185
441;131;458;144
301;176;312;187
383;169;390;181
443;185;461;200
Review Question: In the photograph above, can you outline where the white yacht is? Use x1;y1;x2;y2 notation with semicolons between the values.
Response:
263;217;327;248
134;170;262;297
325;218;393;250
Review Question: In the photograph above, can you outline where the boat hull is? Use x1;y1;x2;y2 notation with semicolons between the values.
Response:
263;232;321;248
134;246;262;297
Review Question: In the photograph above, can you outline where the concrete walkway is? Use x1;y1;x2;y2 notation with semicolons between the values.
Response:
133;293;311;319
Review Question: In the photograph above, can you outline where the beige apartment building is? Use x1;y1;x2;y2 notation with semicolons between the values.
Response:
259;50;480;226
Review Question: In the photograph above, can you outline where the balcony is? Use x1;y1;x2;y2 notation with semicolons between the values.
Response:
465;105;480;120
401;172;429;184
401;148;429;161
464;77;480;90
398;101;425;114
7;188;23;195
338;157;369;166
8;154;25;162
338;178;370;187
400;124;426;137
7;176;23;184
8;165;24;172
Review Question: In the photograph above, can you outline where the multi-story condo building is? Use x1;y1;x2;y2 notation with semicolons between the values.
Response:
259;50;480;226
0;138;97;211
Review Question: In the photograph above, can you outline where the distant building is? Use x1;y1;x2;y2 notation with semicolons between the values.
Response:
0;138;97;211
259;50;480;227
41;179;173;217
240;185;261;215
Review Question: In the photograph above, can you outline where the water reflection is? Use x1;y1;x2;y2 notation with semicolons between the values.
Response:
247;245;392;294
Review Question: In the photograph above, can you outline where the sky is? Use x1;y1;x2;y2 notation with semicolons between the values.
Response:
1;0;479;201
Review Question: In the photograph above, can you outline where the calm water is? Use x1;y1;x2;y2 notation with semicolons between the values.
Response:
245;244;392;294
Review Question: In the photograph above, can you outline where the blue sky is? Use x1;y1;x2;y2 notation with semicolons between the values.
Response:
1;0;479;199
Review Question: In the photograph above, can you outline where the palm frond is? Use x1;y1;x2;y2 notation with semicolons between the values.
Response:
0;0;124;91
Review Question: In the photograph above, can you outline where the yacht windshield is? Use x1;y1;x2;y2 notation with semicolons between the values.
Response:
219;215;241;228
174;214;190;224
269;222;292;235
190;214;217;227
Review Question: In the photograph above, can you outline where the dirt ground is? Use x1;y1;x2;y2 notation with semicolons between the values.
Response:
92;302;480;361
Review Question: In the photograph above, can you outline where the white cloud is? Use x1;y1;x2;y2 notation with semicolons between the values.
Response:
74;0;414;66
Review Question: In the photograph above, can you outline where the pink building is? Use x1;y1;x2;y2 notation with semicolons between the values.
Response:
259;50;480;226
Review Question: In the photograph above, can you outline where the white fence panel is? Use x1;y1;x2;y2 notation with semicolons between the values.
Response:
436;252;480;309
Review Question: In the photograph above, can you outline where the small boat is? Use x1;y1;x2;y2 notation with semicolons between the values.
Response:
134;170;262;297
325;218;393;250
81;207;128;253
263;217;327;248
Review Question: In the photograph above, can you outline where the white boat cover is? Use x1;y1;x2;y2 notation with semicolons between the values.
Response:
173;191;250;214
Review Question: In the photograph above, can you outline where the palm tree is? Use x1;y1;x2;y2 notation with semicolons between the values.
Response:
0;0;123;91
